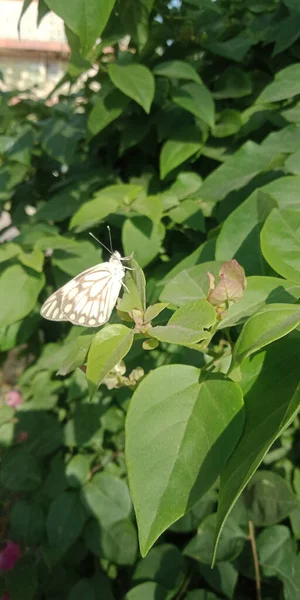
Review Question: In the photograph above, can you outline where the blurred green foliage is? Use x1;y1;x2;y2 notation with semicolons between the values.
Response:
0;0;300;598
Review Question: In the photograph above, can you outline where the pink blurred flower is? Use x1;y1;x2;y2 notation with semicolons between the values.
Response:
1;592;10;600
0;542;21;572
6;390;22;409
17;432;28;444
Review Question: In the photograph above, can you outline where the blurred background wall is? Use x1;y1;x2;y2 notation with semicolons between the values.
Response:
0;0;69;95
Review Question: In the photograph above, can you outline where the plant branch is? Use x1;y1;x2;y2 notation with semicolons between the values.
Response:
248;519;262;600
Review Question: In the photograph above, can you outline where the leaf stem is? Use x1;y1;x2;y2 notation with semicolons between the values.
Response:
248;519;262;600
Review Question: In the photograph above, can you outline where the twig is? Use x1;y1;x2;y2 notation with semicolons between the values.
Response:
176;570;194;600
248;519;262;600
87;450;122;481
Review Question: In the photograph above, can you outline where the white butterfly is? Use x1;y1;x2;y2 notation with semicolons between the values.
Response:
40;249;129;327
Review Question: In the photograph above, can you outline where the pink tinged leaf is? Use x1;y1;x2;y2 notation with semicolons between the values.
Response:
207;260;246;306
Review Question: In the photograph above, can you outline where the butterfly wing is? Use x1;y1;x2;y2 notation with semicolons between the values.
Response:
40;261;124;327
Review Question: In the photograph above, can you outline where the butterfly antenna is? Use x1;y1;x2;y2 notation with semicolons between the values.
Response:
89;232;111;254
107;225;113;253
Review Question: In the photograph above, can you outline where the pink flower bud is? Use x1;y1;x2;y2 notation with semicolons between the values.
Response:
0;542;21;572
6;390;22;409
1;591;11;600
207;260;246;311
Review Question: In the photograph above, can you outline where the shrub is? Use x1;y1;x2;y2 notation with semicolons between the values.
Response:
0;0;300;598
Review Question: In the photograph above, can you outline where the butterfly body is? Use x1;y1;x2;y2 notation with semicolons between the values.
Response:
40;251;126;327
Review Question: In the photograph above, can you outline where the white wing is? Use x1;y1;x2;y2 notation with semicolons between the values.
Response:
40;260;124;327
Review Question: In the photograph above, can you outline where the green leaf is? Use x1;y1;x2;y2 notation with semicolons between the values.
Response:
17;0;34;35
185;592;220;600
199;562;238;599
68;579;95;600
4;126;34;165
133;543;186;596
168;199;205;232
216;176;300;274
108;63;155;114
40;118;83;164
36;184;85;223
122;217;165;267
52;242;102;282
57;331;94;376
0;242;21;263
64;401;104;450
125;582;168;600
70;183;142;231
184;508;247;565
0;265;44;328
205;32;254;62
120;116;150;154
38;0;50;24
66;454;91;488
144;303;169;323
6;560;37;600
214;333;300;564
170;488;218;534
172;82;215;128
0;406;14;446
42;454;67;500
86;324;134;398
18;247;44;272
70;197;119;232
213;67;252;99
167;171;203;200
46;491;86;552
0;314;39;353
44;0;116;54
118;0;155;52
262;123;300;155
257;524;292;576
285;148;300;175
162;238;216;283
231;304;300;369
132;194;164;223
153;60;202;84
36;235;82;251
271;14;300;56
84;518;138;565
81;472;132;527
15;412;62;457
126;366;244;556
256;63;300;103
199;141;276;203
245;471;299;526
10;499;44;545
0;163;28;201
147;299;216;345
261;206;300;283
160;127;203;179
88;90;129;136
52;241;101;277
160;261;223;306
0;449;41;491
256;525;300;599
117;258;146;313
213;110;242;138
218;276;300;330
